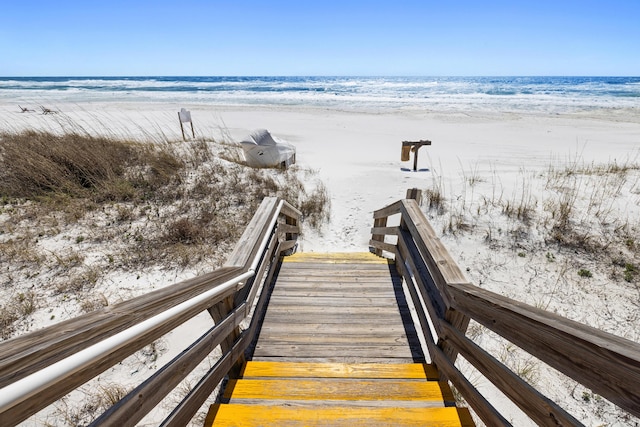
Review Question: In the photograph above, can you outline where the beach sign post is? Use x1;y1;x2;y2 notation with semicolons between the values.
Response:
402;139;432;171
178;108;195;141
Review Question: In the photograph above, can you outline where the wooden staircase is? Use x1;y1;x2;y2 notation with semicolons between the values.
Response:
4;198;639;426
204;253;475;426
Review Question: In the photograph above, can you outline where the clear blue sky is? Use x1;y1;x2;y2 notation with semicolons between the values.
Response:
1;0;638;76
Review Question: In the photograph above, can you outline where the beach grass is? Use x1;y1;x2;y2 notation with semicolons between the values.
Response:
0;127;330;338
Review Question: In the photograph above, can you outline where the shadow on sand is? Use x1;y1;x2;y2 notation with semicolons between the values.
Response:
401;168;430;172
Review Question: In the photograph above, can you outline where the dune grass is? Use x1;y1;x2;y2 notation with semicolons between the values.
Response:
0;128;330;340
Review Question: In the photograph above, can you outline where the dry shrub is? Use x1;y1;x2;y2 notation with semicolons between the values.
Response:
0;238;44;266
52;383;131;427
299;182;331;228
57;266;102;294
0;131;132;197
80;294;109;313
164;218;203;244
0;291;37;339
425;188;444;212
0;130;183;203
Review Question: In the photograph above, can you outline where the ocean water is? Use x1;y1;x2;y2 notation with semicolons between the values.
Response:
1;76;638;114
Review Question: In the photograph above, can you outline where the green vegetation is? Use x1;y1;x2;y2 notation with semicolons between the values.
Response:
577;269;593;278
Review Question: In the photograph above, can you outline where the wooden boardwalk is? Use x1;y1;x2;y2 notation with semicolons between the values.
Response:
205;253;474;426
252;252;424;363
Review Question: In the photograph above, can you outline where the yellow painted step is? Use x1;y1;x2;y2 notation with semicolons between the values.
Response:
241;361;439;380
283;252;392;264
205;404;475;426
223;378;454;403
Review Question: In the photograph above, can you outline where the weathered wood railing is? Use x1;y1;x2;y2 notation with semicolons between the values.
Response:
0;197;300;427
370;197;640;426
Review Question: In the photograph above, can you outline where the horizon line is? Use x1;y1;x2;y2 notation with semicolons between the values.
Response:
1;74;639;79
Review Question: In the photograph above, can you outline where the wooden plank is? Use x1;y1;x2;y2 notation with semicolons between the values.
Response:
277;268;395;277
277;223;299;234
372;200;403;219
271;282;399;292
275;273;397;282
277;270;395;278
266;296;401;307
252;344;417;359
371;226;399;236
400;200;468;289
283;252;390;264
256;324;411;338
260;305;412;316
256;332;410;345
278;239;297;253
256;336;410;348
272;276;399;285
448;282;640;418
205;404;475;427
281;256;392;264
440;321;583;426
241;362;438;379
268;288;400;297
371;216;389;257
262;315;408;326
251;356;420;364
237;231;279;317
369;239;398;255
264;302;398;314
278;261;394;270
394;247;442;362
255;329;417;341
399;201;471;360
263;308;407;319
224;379;453;403
224;197;279;268
397;229;447;322
279;200;302;222
269;288;398;298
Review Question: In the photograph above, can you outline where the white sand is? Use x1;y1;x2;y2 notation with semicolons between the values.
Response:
2;101;639;426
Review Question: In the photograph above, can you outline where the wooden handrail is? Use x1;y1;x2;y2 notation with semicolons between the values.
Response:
371;196;640;425
0;197;301;427
0;267;244;389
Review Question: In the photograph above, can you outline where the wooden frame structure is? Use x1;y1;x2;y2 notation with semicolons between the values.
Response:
0;198;300;427
2;192;639;426
370;196;640;426
401;139;431;171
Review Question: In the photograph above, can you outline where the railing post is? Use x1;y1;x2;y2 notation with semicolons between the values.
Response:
371;216;388;256
405;187;422;205
207;297;244;376
401;188;422;232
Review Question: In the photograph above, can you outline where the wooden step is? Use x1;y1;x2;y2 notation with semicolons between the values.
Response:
205;362;474;426
283;252;393;264
205;404;475;426
223;378;454;405
241;361;439;379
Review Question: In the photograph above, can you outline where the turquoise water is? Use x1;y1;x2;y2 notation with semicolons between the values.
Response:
1;76;638;113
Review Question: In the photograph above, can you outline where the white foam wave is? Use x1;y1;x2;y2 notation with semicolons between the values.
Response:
1;77;638;114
